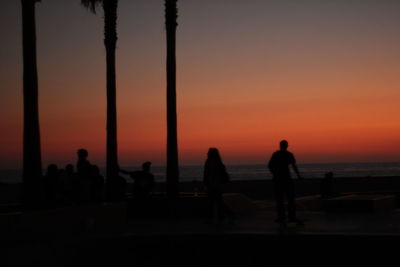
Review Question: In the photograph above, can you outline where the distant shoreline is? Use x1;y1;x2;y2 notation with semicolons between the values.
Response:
1;162;400;184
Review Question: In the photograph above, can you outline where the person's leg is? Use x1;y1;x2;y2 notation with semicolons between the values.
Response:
287;179;298;222
206;189;221;224
274;179;286;223
221;195;235;224
215;189;225;222
206;190;215;220
212;187;235;225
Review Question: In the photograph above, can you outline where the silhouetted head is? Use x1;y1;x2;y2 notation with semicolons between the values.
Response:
142;161;152;172
280;140;288;151
46;164;58;176
207;148;222;162
77;149;88;160
65;164;74;175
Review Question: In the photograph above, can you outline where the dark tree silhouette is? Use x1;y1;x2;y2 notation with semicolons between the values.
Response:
21;0;43;208
165;0;180;198
81;0;120;199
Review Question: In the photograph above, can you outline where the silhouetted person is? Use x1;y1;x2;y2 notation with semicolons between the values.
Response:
43;164;59;205
268;140;303;226
77;149;91;177
76;148;92;202
59;164;75;203
119;162;155;199
320;171;335;198
91;165;104;202
203;148;235;225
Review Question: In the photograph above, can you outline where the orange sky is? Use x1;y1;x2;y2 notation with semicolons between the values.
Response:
1;0;400;168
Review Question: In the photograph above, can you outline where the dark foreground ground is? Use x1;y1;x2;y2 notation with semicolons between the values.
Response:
2;207;400;266
2;177;400;266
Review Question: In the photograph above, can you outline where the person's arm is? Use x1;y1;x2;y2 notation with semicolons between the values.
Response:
291;154;303;180
119;169;131;175
292;163;302;179
268;153;278;178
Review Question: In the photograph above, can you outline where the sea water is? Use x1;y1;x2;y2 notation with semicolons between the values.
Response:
1;162;400;184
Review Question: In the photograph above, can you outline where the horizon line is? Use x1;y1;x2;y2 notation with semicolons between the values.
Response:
0;160;399;171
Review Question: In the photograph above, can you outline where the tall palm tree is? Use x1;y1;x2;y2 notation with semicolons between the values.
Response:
165;0;179;198
21;0;43;208
81;0;120;199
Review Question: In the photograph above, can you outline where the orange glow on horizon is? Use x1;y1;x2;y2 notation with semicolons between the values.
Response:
1;0;400;168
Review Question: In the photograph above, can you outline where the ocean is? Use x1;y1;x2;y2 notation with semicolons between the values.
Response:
1;162;400;184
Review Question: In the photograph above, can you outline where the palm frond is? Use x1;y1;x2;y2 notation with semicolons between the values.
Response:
81;0;102;14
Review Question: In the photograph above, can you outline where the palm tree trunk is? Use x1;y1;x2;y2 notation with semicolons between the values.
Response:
165;0;179;198
103;0;120;200
21;0;42;208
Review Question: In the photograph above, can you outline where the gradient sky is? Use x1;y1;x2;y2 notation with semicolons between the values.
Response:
1;0;400;169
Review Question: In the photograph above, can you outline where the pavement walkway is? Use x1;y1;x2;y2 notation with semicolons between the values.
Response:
4;210;400;266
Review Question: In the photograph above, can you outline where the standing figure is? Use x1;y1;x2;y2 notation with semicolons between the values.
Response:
91;165;105;202
119;162;155;199
76;148;92;202
77;149;91;177
59;164;75;203
268;140;303;227
203;148;234;225
43;163;59;205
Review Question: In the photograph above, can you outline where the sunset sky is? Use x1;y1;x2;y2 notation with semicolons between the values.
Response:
1;0;400;169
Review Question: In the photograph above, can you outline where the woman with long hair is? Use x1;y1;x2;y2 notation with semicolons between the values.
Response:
203;148;235;224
